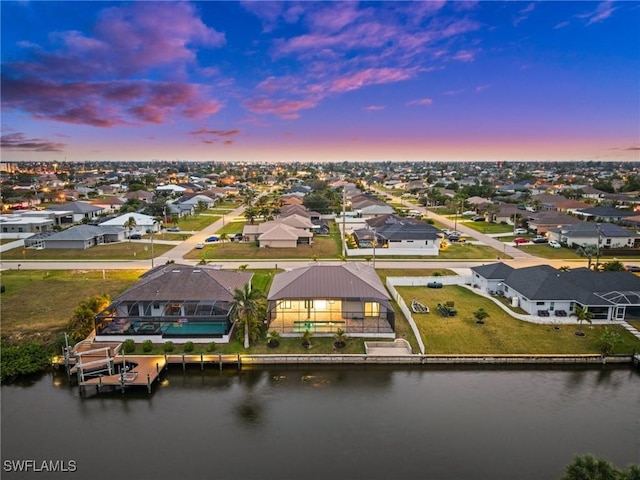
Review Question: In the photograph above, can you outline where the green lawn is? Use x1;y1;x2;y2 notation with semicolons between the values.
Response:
627;320;640;331
0;239;16;245
1;242;174;260
396;285;640;354
186;235;340;260
165;214;220;231
1;270;144;343
347;243;509;261
215;221;246;235
376;268;456;283
463;222;514;234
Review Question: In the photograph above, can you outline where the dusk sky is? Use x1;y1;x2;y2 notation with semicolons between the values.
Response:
1;1;639;163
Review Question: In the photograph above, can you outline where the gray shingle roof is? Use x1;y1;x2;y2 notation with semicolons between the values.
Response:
471;263;514;279
46;202;103;214
268;264;390;302
46;225;124;241
502;265;640;305
117;265;253;302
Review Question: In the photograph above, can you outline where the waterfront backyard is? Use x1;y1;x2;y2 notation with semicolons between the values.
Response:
396;285;640;354
2;269;639;357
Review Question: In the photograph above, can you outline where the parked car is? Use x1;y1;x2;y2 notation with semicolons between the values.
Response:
167;227;180;232
472;216;485;222
230;233;243;241
129;233;142;240
513;228;528;235
624;264;640;272
532;236;548;244
513;237;529;245
205;235;219;243
448;234;461;242
548;240;562;248
441;229;453;236
195;242;204;249
462;211;476;216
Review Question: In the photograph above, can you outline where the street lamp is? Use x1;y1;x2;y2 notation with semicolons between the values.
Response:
372;227;377;269
150;221;157;268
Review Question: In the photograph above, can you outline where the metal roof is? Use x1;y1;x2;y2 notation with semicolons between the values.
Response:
268;264;390;302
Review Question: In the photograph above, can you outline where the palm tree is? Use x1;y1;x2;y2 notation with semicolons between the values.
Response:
574;305;594;336
576;244;598;270
230;283;264;348
124;216;137;240
219;232;230;245
243;206;258;225
560;454;620;480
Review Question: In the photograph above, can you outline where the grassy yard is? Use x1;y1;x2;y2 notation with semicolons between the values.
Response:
627;320;640;331
347;243;509;261
215;221;246;235
463;222;514;234
165;214;220;231
185;235;340;260
0;270;144;343
0;238;17;245
376;268;456;283
1;242;175;260
395;285;640;355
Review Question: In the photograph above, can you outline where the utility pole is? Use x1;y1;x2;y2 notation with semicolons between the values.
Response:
342;188;346;257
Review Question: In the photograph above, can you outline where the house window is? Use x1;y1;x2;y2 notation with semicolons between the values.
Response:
605;238;611;245
536;301;545;306
364;302;379;316
549;302;555;311
304;300;314;309
569;302;575;312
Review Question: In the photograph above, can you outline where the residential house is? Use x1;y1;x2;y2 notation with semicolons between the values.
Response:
35;225;125;249
547;222;639;249
0;213;54;235
472;263;640;321
575;206;636;223
99;212;161;235
90;196;127;213
243;215;314;247
267;263;395;337
94;265;253;342
526;211;582;234
46;202;104;223
352;214;442;255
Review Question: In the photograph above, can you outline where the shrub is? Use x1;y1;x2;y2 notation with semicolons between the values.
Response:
266;330;281;348
142;340;153;353
206;342;216;352
163;341;174;353
0;341;52;382
183;341;194;353
123;339;136;353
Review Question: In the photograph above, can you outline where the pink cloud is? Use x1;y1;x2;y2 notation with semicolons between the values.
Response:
306;3;366;32
330;68;415;93
406;98;433;106
475;84;490;93
364;105;385;111
243;97;318;119
1;132;66;152
2;76;222;127
453;50;475;62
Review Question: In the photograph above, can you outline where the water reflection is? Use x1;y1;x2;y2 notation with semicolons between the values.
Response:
2;366;637;480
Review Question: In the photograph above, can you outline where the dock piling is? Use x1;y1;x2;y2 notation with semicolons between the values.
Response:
200;353;204;371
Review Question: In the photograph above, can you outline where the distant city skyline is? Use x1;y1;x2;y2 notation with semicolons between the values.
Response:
1;1;639;163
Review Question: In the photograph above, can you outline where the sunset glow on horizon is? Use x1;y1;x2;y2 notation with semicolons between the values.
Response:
1;1;639;163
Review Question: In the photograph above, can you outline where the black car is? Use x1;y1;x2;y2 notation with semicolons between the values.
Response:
129;233;142;240
532;236;548;244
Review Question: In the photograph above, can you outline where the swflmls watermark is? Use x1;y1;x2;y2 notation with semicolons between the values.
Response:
3;460;77;474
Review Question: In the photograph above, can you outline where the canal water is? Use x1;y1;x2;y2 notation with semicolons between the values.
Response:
1;366;639;480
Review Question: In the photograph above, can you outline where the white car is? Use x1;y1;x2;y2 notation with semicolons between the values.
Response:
548;240;561;248
195;242;204;249
513;228;528;235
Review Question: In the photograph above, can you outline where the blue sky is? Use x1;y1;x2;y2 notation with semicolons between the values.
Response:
1;1;639;163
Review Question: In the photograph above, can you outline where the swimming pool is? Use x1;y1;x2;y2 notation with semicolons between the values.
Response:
162;322;229;337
